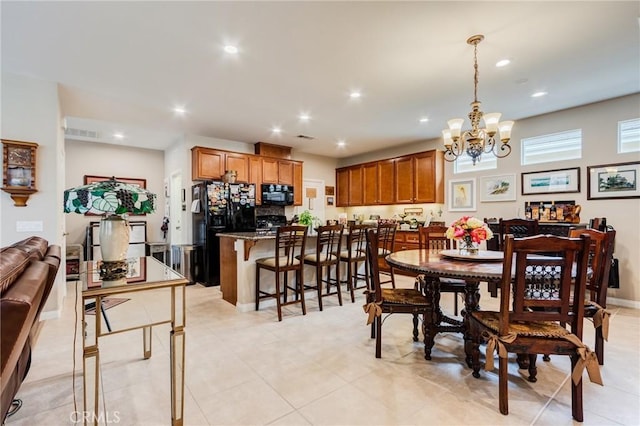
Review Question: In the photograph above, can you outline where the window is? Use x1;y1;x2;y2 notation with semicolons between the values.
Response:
454;151;497;174
618;118;640;153
521;129;582;165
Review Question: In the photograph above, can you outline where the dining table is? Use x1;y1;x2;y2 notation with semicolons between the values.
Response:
385;248;506;365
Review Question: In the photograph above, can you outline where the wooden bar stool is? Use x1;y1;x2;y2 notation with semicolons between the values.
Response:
300;224;344;310
339;224;370;303
255;225;308;321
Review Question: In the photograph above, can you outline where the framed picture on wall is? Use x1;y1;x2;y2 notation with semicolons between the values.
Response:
587;161;640;200
448;178;476;211
479;174;516;202
521;167;580;195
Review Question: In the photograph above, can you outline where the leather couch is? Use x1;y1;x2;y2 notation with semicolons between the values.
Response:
1;236;61;421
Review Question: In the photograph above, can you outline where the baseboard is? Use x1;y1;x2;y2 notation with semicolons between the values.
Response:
608;297;640;310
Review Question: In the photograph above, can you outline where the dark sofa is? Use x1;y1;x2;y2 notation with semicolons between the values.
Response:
1;236;60;421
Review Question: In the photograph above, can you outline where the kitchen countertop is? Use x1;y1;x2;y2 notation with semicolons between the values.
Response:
218;232;276;241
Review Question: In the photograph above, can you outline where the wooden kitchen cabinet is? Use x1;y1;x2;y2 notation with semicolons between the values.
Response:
249;156;263;204
394;155;414;204
225;152;250;183
191;146;224;180
394;150;444;204
278;160;294;185
262;158;279;183
336;165;363;206
293;162;303;206
363;159;395;205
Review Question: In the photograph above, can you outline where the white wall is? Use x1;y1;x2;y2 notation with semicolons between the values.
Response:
64;139;166;248
1;72;65;317
341;94;640;304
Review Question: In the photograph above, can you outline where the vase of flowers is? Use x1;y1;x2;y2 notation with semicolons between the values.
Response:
445;216;494;255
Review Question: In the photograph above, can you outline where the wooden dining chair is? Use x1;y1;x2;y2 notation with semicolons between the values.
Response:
339;224;370;303
255;225;308;321
300;224;344;310
568;226;616;365
498;218;539;250
376;221;397;288
468;234;596;422
363;229;434;359
418;225;464;316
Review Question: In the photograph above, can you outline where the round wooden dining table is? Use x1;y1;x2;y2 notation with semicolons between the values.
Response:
386;248;506;364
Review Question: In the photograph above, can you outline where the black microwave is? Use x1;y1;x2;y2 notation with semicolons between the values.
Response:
261;184;294;205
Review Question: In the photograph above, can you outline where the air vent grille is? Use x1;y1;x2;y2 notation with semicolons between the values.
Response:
65;127;101;139
296;134;314;140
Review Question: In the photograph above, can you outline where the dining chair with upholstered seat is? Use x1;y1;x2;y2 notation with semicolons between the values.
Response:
376;221;397;288
339;224;370;303
300;224;344;310
363;229;434;359
255;225;308;321
468;234;596;422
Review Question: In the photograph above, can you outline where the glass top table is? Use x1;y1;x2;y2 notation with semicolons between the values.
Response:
80;256;187;425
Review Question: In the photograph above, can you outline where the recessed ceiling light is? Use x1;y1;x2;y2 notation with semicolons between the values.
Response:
224;45;238;54
113;132;124;140
337;140;346;148
419;117;429;123
496;59;511;67
531;91;548;98
298;113;311;121
271;126;281;134
350;91;361;99
173;106;187;115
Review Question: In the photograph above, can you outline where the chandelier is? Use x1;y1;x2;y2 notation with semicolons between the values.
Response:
442;34;514;165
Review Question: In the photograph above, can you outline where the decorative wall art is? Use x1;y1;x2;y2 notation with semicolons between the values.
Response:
521;167;580;195
587;161;640;200
448;178;476;211
479;174;516;202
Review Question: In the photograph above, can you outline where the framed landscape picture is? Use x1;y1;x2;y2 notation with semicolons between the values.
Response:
448;178;476;212
587;161;640;200
521;167;580;195
480;174;516;202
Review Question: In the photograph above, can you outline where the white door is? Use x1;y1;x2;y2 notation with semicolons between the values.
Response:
301;179;325;225
170;171;183;244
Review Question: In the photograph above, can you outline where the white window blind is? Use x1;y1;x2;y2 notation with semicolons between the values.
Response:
618;118;640;153
521;129;582;165
454;151;497;174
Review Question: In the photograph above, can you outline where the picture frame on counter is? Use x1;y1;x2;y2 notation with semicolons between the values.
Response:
587;161;640;200
479;174;516;202
521;167;580;195
448;178;476;212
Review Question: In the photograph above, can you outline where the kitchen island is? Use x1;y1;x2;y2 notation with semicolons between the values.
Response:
218;231;319;312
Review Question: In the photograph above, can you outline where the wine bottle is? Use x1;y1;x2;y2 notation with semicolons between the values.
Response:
539;202;546;221
525;202;532;220
550;201;557;220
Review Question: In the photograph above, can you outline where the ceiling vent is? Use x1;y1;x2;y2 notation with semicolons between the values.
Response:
296;134;314;140
64;127;101;140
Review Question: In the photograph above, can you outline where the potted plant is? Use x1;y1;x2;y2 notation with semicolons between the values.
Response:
298;210;320;235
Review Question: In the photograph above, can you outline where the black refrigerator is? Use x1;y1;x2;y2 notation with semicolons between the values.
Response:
192;181;257;286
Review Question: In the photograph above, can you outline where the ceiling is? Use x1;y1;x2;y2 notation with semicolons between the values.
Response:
2;1;639;158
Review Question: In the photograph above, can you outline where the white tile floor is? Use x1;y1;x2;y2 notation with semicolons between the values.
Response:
6;276;640;425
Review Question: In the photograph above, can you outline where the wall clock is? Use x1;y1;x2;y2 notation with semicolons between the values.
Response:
2;139;38;206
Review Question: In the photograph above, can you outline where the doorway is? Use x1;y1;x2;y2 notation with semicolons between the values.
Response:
170;171;183;244
301;179;325;225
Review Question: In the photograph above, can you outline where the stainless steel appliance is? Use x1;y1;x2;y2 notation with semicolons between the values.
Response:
192;181;257;286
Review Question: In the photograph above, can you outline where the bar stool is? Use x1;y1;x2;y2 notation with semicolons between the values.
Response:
255;225;308;321
300;224;344;310
339;224;370;303
376;221;397;288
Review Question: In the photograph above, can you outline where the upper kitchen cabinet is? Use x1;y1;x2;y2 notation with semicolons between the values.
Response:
363;159;395;205
249;156;263;204
395;150;444;204
278;160;294;185
192;146;224;180
293;162;303;206
262;158;279;183
336;165;363;207
225;152;250;183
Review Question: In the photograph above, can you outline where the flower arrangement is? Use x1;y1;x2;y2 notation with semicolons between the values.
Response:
445;216;494;252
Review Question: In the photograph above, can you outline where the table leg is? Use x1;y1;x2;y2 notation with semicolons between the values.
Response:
421;276;441;360
83;296;100;425
170;285;186;426
463;280;481;368
143;326;152;359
